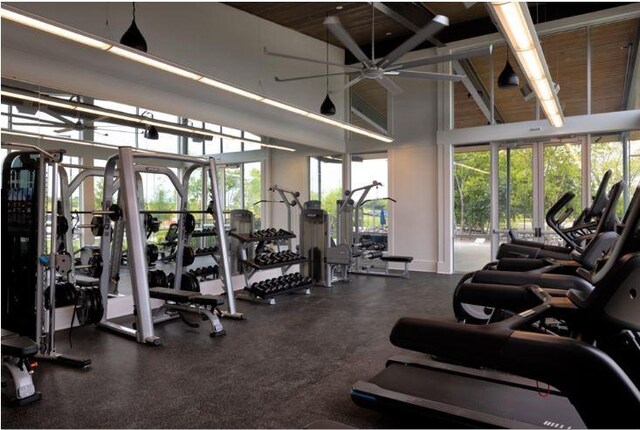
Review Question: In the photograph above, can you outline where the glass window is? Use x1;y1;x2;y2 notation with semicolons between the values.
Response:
222;126;242;153
309;156;342;206
140;171;179;240
187;168;205;212
591;134;625;216
453;146;492;271
243;162;262;229
243;131;262;151
204;124;222;154
543;141;583;243
351;153;389;251
1;103;9;128
309;156;343;235
499;144;534;231
93;100;137;146
630;131;640;191
224;165;242;210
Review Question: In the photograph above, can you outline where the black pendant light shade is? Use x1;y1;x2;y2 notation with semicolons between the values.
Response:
320;94;336;116
320;14;336;116
120;3;147;52
144;125;159;140
498;57;519;88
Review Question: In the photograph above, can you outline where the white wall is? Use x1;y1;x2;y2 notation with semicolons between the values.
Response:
268;148;311;248
2;2;347;152
385;62;440;272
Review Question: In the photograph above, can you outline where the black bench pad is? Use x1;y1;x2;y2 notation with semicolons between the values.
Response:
2;336;39;357
190;294;224;307
149;287;198;303
380;255;413;263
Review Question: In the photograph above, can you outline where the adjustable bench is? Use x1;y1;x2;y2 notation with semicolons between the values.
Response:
352;255;413;279
1;332;41;405
149;287;226;337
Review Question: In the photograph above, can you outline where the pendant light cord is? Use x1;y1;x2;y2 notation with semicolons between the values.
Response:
132;2;136;20
325;14;329;94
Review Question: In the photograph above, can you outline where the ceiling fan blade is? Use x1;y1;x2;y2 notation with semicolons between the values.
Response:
376;76;403;96
264;47;363;71
275;71;353;83
54;127;74;133
324;16;375;68
340;75;366;92
387;45;493;71
9;122;61;127
378;15;449;68
391;70;466;82
46;111;76;126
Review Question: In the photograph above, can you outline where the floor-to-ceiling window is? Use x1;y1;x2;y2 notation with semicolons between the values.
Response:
453;145;492;272
351;152;389;250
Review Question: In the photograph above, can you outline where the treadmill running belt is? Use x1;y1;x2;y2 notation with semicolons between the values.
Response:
356;363;585;428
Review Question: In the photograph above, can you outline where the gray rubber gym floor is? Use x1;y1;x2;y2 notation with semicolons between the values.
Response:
2;272;462;429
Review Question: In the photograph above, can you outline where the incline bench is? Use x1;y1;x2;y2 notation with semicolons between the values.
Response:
149;287;226;337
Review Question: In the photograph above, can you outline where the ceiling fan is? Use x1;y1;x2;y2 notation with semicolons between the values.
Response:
10;110;113;136
267;11;492;96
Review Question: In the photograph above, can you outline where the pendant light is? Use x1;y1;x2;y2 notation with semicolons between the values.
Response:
120;2;147;52
144;125;159;140
320;16;336;116
141;111;159;139
498;48;519;88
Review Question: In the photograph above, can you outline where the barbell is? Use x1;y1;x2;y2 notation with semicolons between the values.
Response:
72;206;200;237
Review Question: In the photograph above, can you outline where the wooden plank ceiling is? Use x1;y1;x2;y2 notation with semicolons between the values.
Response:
455;18;639;128
228;2;412;47
227;2;638;132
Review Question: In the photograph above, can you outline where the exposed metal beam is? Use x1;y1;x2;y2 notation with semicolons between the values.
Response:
351;107;388;134
623;23;640;110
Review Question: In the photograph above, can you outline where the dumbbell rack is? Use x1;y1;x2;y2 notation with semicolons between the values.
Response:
231;230;311;305
187;230;219;282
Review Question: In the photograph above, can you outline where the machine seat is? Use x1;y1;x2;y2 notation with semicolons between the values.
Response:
380;255;413;263
1;336;39;358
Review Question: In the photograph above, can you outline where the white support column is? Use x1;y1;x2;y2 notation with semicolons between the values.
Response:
582;134;592;209
532;143;545;241
490;142;500;258
437;142;453;274
437;53;454;274
342;152;351;195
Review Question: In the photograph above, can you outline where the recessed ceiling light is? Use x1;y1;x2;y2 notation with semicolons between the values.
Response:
336;6;343;10
386;32;392;36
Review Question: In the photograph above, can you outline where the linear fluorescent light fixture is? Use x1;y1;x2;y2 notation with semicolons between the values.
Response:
1;88;295;151
488;1;564;127
1;5;394;143
2;129;122;150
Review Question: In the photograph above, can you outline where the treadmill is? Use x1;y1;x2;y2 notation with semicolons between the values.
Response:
351;188;640;428
497;170;612;260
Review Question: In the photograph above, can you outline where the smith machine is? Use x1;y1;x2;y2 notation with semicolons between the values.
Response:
96;147;241;345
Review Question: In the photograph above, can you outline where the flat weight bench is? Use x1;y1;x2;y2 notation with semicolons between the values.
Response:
380;255;413;278
149;287;226;337
352;255;414;279
1;334;41;405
